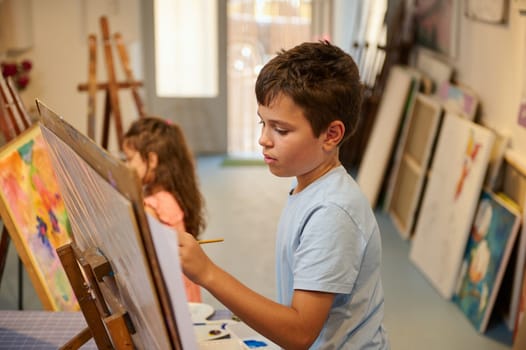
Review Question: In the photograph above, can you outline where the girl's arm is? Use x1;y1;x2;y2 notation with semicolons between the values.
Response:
177;231;334;350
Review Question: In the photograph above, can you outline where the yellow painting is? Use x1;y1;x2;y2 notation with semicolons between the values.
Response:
0;125;78;311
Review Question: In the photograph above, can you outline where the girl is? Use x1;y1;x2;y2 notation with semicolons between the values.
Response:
122;116;206;302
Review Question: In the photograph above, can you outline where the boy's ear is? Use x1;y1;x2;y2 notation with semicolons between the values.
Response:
147;152;159;170
323;120;345;149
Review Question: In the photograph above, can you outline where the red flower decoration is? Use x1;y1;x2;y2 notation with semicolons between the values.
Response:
1;59;33;90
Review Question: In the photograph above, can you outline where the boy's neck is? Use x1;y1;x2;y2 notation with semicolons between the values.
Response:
293;158;341;194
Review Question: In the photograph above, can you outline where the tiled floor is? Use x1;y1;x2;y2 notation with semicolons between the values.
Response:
0;155;514;349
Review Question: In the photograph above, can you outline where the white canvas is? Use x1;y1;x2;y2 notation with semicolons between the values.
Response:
148;214;198;350
357;65;416;208
415;48;453;88
410;113;495;299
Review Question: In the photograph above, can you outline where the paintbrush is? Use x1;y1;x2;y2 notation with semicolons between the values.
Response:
198;238;224;245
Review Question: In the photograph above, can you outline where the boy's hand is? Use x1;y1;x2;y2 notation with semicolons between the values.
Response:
177;231;214;287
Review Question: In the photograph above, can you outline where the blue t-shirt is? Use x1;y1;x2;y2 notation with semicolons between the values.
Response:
276;166;389;349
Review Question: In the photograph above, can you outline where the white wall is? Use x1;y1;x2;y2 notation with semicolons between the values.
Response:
454;1;526;155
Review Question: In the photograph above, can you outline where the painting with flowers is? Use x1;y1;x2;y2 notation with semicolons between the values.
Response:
0;125;78;311
453;190;521;332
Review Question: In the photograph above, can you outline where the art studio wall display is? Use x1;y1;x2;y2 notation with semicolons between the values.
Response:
410;112;495;299
0;125;77;311
453;190;521;333
357;65;420;208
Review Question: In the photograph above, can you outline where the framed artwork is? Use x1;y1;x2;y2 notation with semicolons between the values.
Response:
0;125;78;311
410;113;495;299
452;190;521;333
414;0;460;58
465;0;509;24
37;100;194;349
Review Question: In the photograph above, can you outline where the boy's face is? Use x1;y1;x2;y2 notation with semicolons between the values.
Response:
258;94;335;186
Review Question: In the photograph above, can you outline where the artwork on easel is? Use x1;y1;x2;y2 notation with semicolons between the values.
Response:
387;93;442;239
37;100;196;349
77;16;146;151
0;125;78;311
452;190;521;333
409;113;495;299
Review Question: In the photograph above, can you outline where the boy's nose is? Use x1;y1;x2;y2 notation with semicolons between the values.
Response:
258;131;272;147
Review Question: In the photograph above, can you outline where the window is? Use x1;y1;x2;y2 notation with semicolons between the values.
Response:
227;0;312;156
154;0;218;97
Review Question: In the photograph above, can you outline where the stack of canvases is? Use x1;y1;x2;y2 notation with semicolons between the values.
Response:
356;49;526;341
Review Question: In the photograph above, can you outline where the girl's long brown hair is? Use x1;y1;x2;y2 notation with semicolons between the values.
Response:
123;117;206;238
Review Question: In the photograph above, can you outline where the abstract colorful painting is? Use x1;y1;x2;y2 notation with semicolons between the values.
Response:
0;125;77;311
453;190;521;332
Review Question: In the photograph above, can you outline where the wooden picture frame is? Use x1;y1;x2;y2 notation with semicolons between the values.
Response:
413;0;460;58
36;100;189;349
453;190;521;333
387;93;443;239
0;124;78;311
465;0;509;24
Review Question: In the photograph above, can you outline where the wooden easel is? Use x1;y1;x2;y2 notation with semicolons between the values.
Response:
57;242;134;350
77;16;146;151
0;76;33;307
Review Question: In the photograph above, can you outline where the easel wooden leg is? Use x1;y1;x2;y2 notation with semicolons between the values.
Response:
114;32;146;118
57;243;113;349
5;77;31;128
78;16;147;151
0;226;10;286
87;34;97;140
0;80;22;136
58;243;137;349
102;90;111;150
18;257;23;310
100;16;124;149
104;313;134;350
59;326;92;350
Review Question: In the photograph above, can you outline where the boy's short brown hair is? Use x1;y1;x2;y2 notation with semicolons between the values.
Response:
255;40;363;144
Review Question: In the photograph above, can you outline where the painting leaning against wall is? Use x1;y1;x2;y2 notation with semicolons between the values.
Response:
0;124;78;311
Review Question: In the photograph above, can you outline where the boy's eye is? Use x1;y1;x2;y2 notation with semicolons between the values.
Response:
275;127;288;135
